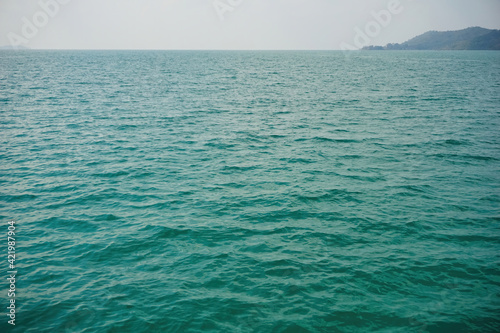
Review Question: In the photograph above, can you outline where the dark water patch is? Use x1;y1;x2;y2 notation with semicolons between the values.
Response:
94;214;121;222
1;193;37;202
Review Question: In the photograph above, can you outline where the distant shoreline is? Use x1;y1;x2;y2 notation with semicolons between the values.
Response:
363;27;500;50
1;48;500;52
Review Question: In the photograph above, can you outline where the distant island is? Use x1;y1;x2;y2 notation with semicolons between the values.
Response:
363;27;500;50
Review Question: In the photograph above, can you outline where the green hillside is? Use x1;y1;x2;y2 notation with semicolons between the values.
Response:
364;27;500;50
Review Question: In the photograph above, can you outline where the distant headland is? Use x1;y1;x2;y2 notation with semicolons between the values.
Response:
363;27;500;50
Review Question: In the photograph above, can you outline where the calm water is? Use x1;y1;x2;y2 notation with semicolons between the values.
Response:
1;50;499;332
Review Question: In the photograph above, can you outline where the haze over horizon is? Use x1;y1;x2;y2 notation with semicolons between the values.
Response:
1;0;500;50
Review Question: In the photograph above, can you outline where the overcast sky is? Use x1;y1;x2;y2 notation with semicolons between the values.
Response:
1;0;499;50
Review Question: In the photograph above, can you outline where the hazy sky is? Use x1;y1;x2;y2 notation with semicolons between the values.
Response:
1;0;499;50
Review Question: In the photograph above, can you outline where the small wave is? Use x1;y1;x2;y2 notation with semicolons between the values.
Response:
1;193;37;202
432;153;498;162
442;139;469;146
94;214;121;221
283;157;316;164
294;136;359;143
339;154;363;159
221;165;259;172
90;170;130;178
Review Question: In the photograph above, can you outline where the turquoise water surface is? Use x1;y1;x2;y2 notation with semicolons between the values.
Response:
1;50;499;332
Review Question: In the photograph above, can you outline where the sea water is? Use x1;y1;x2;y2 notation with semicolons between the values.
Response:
1;50;499;332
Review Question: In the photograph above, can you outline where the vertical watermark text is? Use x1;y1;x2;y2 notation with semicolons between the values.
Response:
6;221;17;326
